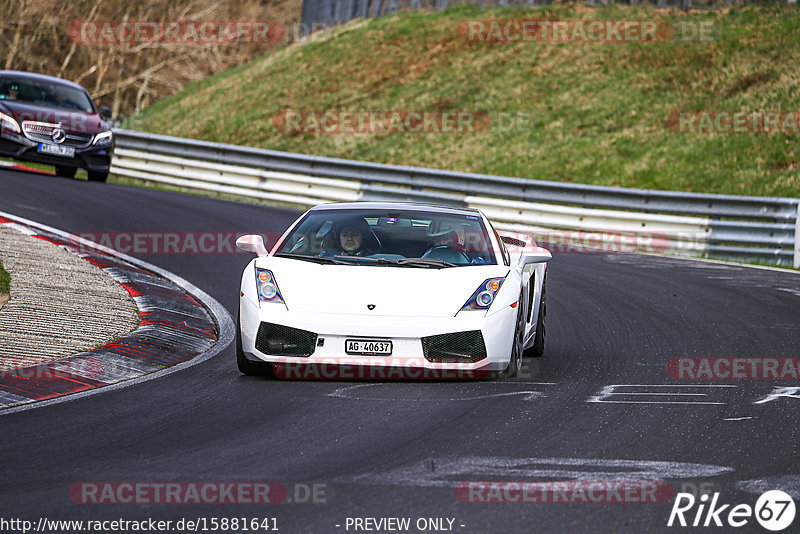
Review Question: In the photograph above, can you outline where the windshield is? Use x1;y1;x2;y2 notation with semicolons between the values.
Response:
277;208;497;267
0;77;95;113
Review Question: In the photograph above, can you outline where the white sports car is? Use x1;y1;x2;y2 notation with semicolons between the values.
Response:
235;202;550;380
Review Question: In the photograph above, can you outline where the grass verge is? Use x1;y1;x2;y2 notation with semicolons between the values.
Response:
0;258;10;296
128;4;800;197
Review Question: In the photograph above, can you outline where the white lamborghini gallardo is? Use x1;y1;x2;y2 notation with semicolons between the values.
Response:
235;202;550;379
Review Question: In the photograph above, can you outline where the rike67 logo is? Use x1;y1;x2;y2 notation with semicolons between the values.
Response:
668;490;796;531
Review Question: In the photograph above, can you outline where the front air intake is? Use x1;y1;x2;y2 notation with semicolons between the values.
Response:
255;322;317;357
421;331;487;363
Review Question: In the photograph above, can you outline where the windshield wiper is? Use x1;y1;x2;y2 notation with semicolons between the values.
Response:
274;253;349;265
276;253;455;268
394;258;456;268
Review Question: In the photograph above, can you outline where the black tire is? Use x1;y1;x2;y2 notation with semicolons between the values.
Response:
55;166;76;178
526;278;546;358
236;314;273;377
493;296;525;379
87;171;108;183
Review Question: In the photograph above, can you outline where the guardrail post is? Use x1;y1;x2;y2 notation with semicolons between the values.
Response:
795;204;800;268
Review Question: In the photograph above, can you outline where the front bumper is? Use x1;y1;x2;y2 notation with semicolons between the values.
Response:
0;130;112;172
239;298;517;376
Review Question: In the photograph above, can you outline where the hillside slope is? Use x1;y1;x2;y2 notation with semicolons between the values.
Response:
132;5;800;197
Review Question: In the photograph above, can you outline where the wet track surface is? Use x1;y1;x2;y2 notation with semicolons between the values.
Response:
1;168;799;533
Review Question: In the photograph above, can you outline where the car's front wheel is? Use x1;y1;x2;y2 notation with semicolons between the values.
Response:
493;296;524;379
87;171;108;183
55;166;76;178
236;313;273;377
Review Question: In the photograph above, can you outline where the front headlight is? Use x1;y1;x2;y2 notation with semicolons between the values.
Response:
255;268;284;306
461;277;505;311
93;130;112;146
0;112;21;134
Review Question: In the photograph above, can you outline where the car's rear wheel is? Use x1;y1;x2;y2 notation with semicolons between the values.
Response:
493;296;524;379
236;313;273;377
55;166;76;178
526;278;546;358
87;171;108;183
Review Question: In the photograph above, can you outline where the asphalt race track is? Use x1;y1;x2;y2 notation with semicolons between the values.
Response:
1;167;799;533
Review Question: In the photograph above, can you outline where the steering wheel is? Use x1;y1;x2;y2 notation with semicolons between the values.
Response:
421;245;470;264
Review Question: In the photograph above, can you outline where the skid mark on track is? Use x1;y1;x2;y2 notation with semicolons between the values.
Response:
337;456;734;488
737;476;800;499
327;383;555;402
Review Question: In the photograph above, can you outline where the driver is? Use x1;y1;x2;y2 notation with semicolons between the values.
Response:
326;217;376;257
5;84;19;101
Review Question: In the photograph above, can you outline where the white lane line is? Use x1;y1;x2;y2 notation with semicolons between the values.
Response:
776;287;800;297
0;209;235;416
723;417;753;421
587;384;736;405
754;386;800;405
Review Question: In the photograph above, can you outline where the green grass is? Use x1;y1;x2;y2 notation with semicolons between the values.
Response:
0;259;10;295
127;5;797;197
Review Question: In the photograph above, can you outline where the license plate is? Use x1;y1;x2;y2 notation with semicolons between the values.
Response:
38;143;75;158
345;339;392;355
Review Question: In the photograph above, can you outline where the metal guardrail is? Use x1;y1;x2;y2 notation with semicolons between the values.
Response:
111;129;800;268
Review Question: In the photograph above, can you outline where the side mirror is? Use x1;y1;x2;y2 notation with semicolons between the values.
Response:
236;234;268;256
520;247;552;265
100;106;112;120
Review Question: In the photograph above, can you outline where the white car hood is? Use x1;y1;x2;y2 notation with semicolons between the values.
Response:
257;257;509;317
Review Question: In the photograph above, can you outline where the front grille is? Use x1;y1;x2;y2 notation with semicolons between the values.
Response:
255;322;317;357
421;330;487;363
21;121;92;148
64;132;93;147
